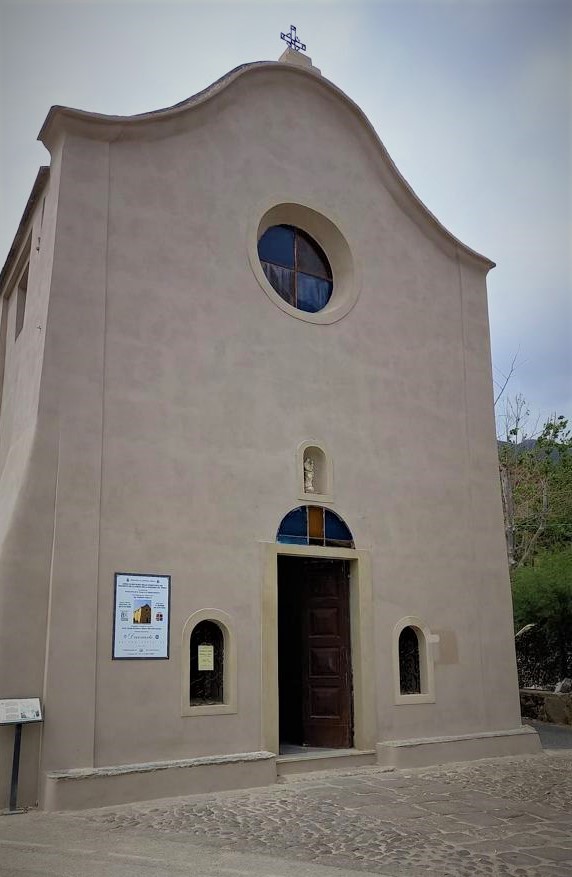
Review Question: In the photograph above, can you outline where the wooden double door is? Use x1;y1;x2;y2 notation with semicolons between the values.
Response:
278;556;353;749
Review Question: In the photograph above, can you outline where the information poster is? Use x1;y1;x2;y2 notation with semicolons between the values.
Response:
0;698;42;725
113;573;171;659
197;644;214;671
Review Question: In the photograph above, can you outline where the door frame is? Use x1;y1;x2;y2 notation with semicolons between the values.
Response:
261;542;376;755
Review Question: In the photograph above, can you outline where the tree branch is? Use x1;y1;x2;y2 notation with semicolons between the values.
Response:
516;478;549;569
494;352;520;408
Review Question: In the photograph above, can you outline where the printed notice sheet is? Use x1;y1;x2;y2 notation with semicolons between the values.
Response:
113;573;171;659
0;697;42;724
197;644;215;671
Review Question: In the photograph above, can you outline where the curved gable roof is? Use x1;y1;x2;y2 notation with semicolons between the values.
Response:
38;61;494;271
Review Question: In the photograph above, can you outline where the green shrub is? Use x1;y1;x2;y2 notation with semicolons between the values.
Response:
512;549;572;679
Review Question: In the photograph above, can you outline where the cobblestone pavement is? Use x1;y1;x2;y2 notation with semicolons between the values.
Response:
71;751;572;877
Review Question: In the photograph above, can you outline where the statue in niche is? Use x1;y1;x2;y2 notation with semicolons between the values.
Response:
304;455;315;493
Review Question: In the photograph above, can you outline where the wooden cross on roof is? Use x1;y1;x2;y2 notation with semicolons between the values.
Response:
280;25;306;53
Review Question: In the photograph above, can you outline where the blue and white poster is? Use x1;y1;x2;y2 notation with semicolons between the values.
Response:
113;573;171;659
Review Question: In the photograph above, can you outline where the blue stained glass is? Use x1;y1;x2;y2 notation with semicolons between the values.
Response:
324;510;354;546
296;274;333;313
277;506;354;547
262;262;295;305
258;225;295;268
297;232;331;278
277;506;307;542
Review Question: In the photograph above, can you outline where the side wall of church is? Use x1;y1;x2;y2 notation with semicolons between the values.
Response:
0;146;64;806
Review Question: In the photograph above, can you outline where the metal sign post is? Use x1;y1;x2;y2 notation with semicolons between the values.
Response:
8;723;23;813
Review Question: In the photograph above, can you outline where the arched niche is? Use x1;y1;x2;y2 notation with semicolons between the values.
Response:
181;608;237;716
190;620;224;705
392;616;438;705
297;440;333;501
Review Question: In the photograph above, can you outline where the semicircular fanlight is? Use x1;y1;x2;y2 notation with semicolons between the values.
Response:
277;505;354;548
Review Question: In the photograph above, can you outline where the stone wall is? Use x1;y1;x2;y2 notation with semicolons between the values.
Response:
515;624;571;689
520;688;572;725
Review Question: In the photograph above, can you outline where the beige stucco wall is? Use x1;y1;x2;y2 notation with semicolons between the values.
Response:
0;154;61;806
0;60;528;808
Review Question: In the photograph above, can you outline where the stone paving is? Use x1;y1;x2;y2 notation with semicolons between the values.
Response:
72;750;572;877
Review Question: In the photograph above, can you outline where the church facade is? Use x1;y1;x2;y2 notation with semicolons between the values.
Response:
0;47;540;810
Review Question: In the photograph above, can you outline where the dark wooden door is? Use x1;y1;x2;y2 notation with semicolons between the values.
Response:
301;559;353;748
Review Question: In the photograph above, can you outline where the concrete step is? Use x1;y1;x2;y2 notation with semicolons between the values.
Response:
276;748;377;776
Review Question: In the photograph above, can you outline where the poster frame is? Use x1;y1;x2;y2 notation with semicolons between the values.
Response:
112;572;171;660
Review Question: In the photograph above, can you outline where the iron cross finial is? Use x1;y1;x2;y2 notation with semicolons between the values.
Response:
280;25;306;53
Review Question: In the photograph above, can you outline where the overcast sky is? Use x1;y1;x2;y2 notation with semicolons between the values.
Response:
1;0;570;430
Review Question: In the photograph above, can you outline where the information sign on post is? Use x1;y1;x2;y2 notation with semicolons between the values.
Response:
0;698;43;814
112;573;171;659
0;698;42;725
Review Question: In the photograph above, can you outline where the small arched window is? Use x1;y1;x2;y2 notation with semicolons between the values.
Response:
277;506;354;548
399;626;421;694
182;609;237;716
190;620;224;705
393;617;436;704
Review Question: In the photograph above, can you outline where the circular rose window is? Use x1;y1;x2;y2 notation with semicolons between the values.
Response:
257;224;333;313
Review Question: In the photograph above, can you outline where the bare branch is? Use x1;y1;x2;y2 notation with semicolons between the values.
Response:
499;461;516;567
494;351;520;408
516;478;549;569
